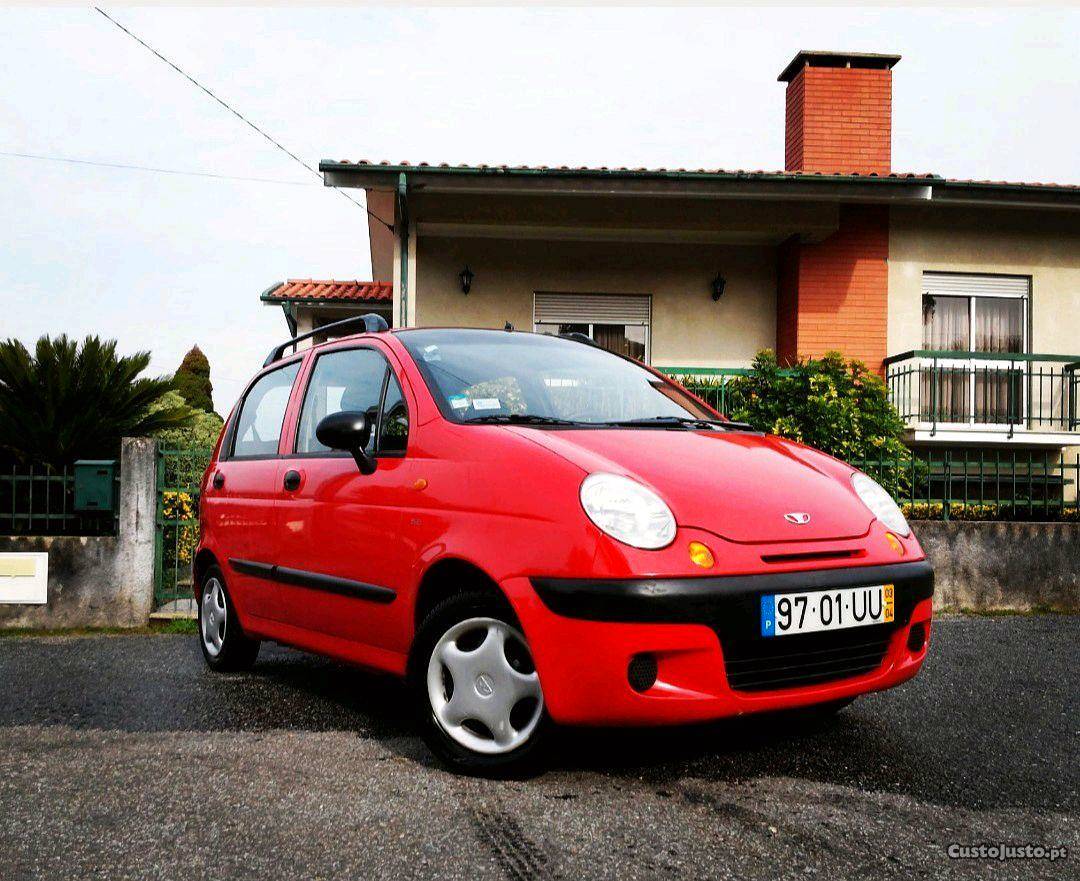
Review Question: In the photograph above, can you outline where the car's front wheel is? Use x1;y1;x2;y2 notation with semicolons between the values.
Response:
198;566;260;672
411;592;549;775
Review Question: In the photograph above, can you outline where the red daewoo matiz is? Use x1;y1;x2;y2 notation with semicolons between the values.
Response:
196;319;933;773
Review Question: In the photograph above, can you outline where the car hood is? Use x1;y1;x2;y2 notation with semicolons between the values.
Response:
509;427;873;544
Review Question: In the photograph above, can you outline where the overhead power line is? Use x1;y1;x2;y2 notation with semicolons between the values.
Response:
0;150;314;186
93;7;393;232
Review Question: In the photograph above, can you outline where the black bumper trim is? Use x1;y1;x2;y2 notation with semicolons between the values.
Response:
531;560;933;636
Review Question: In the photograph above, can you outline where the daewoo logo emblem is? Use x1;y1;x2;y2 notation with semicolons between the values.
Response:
784;512;811;525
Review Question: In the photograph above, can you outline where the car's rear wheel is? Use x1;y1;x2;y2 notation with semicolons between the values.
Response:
198;566;260;672
410;592;549;775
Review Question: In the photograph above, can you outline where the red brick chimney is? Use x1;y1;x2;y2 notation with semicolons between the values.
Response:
779;50;900;175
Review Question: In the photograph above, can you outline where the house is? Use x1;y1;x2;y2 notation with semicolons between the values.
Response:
270;49;1080;459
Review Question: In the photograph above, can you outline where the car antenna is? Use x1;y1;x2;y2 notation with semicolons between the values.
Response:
263;313;388;366
504;321;514;332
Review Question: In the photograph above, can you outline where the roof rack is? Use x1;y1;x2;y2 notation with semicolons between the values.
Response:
263;313;389;367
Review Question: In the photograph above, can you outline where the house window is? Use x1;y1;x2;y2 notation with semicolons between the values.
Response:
920;273;1030;425
533;293;651;363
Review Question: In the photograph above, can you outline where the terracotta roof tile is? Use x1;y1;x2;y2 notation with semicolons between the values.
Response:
262;279;392;303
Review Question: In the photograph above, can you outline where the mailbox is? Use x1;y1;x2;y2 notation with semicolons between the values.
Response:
73;460;117;512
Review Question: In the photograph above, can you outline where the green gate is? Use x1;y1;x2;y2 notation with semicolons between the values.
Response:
154;446;214;611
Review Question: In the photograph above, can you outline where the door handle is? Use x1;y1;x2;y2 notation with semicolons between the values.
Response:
283;469;301;492
212;471;224;489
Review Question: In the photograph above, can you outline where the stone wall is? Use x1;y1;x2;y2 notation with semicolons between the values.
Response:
914;520;1080;611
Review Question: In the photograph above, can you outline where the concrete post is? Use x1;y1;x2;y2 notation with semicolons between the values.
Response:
115;437;158;624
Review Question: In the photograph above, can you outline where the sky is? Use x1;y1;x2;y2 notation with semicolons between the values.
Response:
3;6;1078;409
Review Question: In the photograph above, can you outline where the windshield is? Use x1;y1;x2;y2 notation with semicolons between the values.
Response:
398;329;717;425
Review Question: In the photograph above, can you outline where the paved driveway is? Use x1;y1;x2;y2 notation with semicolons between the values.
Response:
0;615;1075;880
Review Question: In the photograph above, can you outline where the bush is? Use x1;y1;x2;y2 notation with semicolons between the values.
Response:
903;502;1080;522
692;350;913;496
173;346;215;413
718;350;906;459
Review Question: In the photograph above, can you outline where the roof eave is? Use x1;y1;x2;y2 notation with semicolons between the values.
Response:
932;180;1080;211
320;163;940;203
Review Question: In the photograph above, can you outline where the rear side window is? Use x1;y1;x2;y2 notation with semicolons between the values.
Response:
232;361;301;457
296;348;409;455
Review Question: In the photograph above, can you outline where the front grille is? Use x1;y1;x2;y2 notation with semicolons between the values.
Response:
721;624;893;693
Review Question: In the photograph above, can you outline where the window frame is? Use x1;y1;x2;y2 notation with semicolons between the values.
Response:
533;321;651;364
920;276;1032;429
287;344;410;460
221;356;304;462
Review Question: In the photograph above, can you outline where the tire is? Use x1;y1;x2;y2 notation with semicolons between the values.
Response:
198;565;260;672
409;591;550;776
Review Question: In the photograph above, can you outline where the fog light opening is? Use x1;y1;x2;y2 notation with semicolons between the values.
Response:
907;622;927;653
627;654;658;693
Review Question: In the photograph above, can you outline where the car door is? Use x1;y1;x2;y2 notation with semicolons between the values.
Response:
206;359;301;621
272;344;416;649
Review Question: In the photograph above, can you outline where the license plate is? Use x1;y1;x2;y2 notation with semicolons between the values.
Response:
760;584;894;637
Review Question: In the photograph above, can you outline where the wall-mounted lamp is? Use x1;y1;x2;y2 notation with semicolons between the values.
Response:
459;265;474;295
711;274;727;302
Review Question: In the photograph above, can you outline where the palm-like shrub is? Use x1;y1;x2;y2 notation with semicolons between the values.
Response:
0;335;193;466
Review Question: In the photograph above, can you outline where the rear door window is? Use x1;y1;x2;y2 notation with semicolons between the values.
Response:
231;361;301;457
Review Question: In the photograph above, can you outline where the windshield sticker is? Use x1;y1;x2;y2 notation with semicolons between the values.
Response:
471;398;502;411
449;395;469;410
422;345;442;362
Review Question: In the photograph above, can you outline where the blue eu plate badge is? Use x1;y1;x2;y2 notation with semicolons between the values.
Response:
760;594;776;637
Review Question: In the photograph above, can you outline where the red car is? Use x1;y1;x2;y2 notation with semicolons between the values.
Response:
195;318;933;774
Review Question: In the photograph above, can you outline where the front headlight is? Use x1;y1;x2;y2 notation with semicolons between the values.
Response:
851;473;911;537
579;473;676;550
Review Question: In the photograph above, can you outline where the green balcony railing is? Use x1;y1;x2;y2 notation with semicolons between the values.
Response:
884;350;1080;437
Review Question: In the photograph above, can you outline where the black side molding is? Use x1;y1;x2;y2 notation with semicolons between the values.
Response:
228;558;397;604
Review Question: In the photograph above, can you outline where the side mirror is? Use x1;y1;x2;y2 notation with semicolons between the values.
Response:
316;411;377;475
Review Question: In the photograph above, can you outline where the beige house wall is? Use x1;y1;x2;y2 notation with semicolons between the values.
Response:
412;236;778;368
888;206;1080;356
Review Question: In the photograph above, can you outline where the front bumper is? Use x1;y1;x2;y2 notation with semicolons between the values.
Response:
511;560;933;726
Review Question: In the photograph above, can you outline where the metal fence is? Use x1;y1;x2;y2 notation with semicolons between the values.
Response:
0;464;118;536
852;448;1078;520
154;447;214;610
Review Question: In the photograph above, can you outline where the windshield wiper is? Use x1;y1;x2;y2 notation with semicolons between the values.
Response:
464;413;584;426
603;416;754;431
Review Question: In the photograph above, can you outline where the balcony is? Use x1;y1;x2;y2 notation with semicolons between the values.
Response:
884;350;1080;445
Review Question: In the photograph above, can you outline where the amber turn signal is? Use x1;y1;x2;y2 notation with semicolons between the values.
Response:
885;532;906;556
688;541;715;568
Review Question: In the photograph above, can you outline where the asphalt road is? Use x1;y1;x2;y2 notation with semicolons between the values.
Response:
0;615;1075;881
